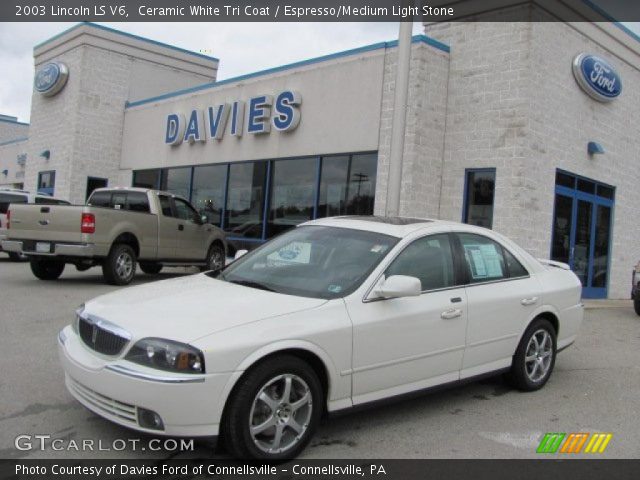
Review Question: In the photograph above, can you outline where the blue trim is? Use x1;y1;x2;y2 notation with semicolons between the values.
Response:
261;161;272;240
125;34;450;109
580;0;640;46
0;137;29;147
312;157;322;219
0;117;29;126
226;236;267;244
34;22;219;63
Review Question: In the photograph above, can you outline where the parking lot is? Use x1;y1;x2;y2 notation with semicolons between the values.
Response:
1;257;638;459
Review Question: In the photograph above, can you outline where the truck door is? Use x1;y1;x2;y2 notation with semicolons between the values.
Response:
156;195;180;260
172;197;209;261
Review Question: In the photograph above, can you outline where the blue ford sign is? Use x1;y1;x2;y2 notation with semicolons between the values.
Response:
34;62;69;97
572;53;621;102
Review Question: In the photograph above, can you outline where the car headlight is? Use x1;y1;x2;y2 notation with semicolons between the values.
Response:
73;303;85;334
125;338;205;374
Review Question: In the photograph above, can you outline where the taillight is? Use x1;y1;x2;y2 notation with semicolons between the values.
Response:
81;213;95;234
6;209;10;229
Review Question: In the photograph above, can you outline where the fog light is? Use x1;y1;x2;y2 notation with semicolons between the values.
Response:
137;408;164;430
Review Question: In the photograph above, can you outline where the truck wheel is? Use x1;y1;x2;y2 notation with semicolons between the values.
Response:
30;258;65;280
200;243;225;272
634;297;640;316
102;244;137;285
139;262;163;275
8;252;28;262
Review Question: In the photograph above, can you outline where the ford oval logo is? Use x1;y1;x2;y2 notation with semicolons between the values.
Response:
34;62;69;97
572;53;622;102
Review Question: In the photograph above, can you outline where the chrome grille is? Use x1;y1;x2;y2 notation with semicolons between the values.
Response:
78;315;129;356
67;376;137;424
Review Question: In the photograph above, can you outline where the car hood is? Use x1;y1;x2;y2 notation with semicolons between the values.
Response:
83;274;327;343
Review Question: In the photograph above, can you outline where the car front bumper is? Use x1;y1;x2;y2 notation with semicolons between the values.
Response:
58;326;235;437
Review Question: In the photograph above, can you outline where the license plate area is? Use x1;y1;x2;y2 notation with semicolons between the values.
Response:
36;242;52;253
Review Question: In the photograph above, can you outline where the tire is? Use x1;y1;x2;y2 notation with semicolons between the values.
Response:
102;244;137;285
506;318;557;391
30;258;65;280
634;296;640;316
222;355;323;460
8;252;28;262
200;243;225;272
139;262;163;275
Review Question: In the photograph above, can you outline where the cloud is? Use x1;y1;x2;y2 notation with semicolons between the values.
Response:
0;22;422;123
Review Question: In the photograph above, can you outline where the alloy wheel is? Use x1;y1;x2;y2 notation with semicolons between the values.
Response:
524;329;553;382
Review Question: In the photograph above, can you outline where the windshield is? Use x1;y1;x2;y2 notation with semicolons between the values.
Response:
214;226;398;299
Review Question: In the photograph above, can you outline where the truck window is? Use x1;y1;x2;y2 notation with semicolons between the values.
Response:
174;198;200;223
158;196;173;216
0;193;27;214
126;192;150;213
88;191;111;208
35;197;71;205
112;192;127;210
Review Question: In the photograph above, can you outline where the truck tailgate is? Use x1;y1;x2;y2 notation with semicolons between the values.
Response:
7;203;85;243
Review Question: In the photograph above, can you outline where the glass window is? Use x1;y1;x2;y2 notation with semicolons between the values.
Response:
133;169;161;189
551;194;572;264
597;184;614;200
218;225;398;299
173;198;199;222
457;233;507;283
225;162;267;239
88;191;111;208
504;248;528;278
385;234;455;291
464;169;496;229
345;153;377;215
267;158;317;238
577;178;595;194
126;192;150;213
191;165;227;226
158;195;173;216
37;171;56;195
35;197;70;205
555;171;575;189
162;167;192;199
111;192;127;210
592;205;612;288
317;156;349;217
0;193;27;214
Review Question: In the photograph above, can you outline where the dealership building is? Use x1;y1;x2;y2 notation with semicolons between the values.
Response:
0;1;639;299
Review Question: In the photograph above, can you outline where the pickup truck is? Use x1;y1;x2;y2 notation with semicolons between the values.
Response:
1;187;227;285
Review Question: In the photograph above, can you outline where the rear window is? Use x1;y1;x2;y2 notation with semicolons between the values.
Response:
34;197;70;205
0;193;27;214
88;191;111;208
87;191;150;213
126;192;150;213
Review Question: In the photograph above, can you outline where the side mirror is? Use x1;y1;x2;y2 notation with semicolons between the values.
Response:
234;249;248;261
373;275;421;299
200;215;208;225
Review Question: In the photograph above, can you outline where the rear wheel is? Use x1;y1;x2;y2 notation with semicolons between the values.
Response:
506;318;556;391
30;258;65;280
200;243;225;272
634;296;640;316
8;252;28;262
139;262;163;275
102;244;137;285
222;355;322;460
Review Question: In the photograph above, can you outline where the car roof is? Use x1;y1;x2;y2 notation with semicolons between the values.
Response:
302;216;461;238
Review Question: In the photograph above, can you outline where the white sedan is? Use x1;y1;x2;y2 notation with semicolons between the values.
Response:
58;216;583;460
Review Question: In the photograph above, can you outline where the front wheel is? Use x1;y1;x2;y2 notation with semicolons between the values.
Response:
200;243;225;272
506;318;557;391
222;355;322;460
30;258;65;280
634;296;640;316
102;244;137;285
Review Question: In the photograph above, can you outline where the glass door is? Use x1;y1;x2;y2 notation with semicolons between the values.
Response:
551;171;615;299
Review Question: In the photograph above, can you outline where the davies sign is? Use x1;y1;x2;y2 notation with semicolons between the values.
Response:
572;53;622;102
165;90;301;145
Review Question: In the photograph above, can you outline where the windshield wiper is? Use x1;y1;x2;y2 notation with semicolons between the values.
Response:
228;279;276;292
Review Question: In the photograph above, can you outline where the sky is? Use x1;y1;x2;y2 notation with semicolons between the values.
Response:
0;20;638;123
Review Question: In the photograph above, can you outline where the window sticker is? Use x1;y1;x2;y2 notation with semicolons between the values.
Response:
464;243;504;279
370;244;389;254
328;284;342;293
267;241;312;265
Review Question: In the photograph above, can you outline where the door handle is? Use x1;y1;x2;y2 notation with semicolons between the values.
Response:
441;308;463;320
178;224;184;231
520;297;538;306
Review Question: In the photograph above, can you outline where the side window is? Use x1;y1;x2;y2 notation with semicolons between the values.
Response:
158;196;173;217
174;198;200;222
0;193;27;214
504;248;529;278
87;191;111;208
126;192;150;213
457;233;507;283
385;234;455;291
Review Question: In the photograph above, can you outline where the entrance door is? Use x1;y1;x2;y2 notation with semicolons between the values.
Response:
551;171;614;299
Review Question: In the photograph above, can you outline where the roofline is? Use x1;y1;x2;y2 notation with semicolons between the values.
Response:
0;117;29;126
125;34;450;109
33;22;219;63
581;0;640;43
0;137;29;147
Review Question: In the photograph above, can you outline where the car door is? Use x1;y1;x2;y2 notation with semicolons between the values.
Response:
454;232;541;379
156;194;180;260
173;197;209;261
346;233;468;405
